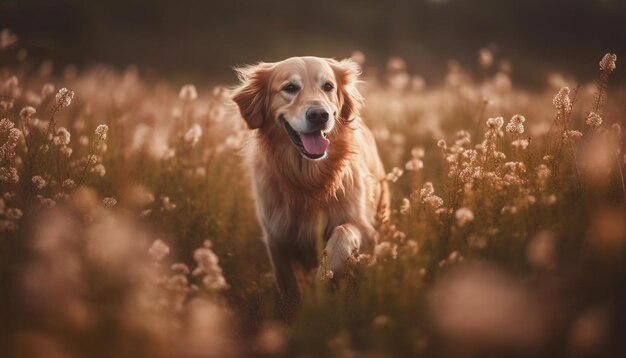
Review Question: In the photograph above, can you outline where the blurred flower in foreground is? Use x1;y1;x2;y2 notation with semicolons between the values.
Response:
428;265;546;355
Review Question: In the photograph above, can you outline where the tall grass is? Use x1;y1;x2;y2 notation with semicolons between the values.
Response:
1;41;625;357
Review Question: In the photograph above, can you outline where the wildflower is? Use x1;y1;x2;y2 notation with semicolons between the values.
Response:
537;164;551;187
91;164;106;177
423;195;444;209
585;112;602;129
405;158;423;171
162;196;177;211
486;117;504;130
512;139;529;150
102;197;117;207
563;130;583;140
184;124;202;146
0;167;19;184
19;106;36;119
31;175;47;190
41;83;55;98
193;241;229;290
479;48;494;68
179;84;198;101
501;206;518;215
385;167;403;182
494;151;506;161
148;239;170;261
0;118;14;131
599;53;617;73
55;88;74;108
171;263;190;275
506;115;525;134
38;197;56;207
62;179;76;191
95;124;109;139
60;147;72;157
374;241;398;260
399;198;410;215
455;207;475;227
411;147;425;158
553;87;572;112
405;240;419;255
437;139;447;150
5;208;22;220
54;127;71;146
420;182;435;199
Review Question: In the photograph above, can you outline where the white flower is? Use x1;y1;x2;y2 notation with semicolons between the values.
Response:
102;197;117;207
420;182;435;199
455;207;475;227
179;84;198;101
95;124;109;139
506;115;525;134
553;87;571;112
437;139;447;150
55;88;74;108
486;117;504;130
400;198;411;215
184;124;203;147
599;53;617;73
405;158;423;171
19;106;36;119
31;175;47;190
149;239;170;261
585;112;602;129
511;139;529;150
54;127;71;146
563;130;583;140
385;167;403;182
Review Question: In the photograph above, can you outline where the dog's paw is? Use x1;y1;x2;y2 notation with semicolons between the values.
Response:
322;225;360;277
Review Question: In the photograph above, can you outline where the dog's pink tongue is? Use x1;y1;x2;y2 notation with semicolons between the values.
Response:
300;132;329;155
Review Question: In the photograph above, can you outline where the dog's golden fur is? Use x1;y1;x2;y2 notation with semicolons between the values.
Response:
232;57;388;296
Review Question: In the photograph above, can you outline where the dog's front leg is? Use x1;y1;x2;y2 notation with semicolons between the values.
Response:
323;223;375;277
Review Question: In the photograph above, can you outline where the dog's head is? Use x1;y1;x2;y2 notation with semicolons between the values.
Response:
232;57;362;160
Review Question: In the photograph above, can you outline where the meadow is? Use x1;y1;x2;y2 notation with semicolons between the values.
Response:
1;39;625;357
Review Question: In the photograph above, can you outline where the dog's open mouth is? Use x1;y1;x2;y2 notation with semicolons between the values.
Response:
283;122;330;160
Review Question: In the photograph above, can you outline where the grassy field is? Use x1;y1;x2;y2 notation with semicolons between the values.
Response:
1;49;625;357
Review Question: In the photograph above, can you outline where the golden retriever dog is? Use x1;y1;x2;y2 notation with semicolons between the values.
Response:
232;56;389;297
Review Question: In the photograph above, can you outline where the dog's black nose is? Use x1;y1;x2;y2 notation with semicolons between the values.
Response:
305;107;329;125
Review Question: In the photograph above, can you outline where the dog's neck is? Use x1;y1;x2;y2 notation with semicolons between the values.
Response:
255;123;356;202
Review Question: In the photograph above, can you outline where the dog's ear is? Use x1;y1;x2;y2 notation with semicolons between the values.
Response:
328;58;364;122
232;63;273;129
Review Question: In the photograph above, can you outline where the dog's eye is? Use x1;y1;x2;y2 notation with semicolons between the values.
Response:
282;83;300;94
322;82;334;92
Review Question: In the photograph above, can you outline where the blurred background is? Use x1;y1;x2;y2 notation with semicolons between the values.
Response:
1;0;626;87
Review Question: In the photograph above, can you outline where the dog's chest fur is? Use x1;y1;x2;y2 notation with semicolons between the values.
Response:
248;139;374;246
